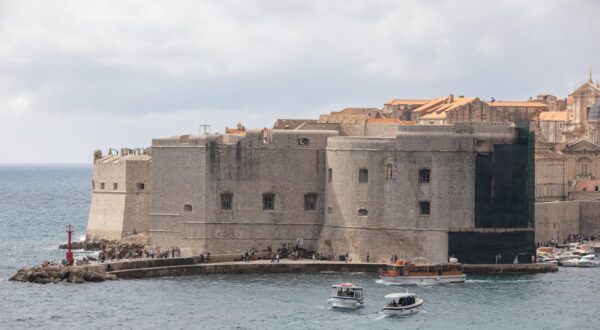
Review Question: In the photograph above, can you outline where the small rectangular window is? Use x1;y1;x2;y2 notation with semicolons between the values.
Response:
113;183;118;190
419;169;431;183
304;193;317;210
328;168;333;183
298;137;310;145
221;193;233;210
358;208;368;216
263;193;275;210
359;169;368;183
419;201;430;215
136;183;145;191
100;182;105;190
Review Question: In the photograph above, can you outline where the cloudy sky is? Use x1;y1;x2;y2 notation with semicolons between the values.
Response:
1;0;599;163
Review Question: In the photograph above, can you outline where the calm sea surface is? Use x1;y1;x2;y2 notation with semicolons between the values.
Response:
0;165;598;329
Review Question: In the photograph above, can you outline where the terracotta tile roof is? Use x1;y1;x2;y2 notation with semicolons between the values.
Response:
415;97;477;119
487;101;547;108
366;118;415;125
539;111;568;121
385;99;429;106
225;128;246;136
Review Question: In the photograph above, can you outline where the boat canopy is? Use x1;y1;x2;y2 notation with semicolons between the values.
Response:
385;293;415;299
332;283;362;290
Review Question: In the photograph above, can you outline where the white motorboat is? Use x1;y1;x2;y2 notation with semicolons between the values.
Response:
379;261;466;285
382;293;424;316
561;254;600;267
326;283;364;309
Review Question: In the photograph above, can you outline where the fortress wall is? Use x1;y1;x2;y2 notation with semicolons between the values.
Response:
199;130;338;254
322;134;477;262
365;123;401;137
122;160;151;236
149;131;338;255
87;193;126;241
534;201;580;242
150;135;208;252
579;201;600;237
87;159;127;240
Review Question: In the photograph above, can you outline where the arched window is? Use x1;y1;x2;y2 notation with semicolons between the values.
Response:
385;164;393;180
183;204;193;212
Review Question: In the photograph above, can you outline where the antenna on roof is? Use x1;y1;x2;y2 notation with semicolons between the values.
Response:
199;125;211;135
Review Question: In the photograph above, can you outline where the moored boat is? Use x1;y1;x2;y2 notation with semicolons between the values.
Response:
326;283;364;309
560;254;600;267
382;293;424;316
379;260;466;285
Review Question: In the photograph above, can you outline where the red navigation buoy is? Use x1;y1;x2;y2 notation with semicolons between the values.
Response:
66;224;74;266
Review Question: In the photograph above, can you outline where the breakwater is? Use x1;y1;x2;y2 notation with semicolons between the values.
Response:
88;259;558;280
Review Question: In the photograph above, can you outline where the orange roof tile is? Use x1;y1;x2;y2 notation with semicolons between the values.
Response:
539;111;568;121
225;129;246;136
414;96;477;119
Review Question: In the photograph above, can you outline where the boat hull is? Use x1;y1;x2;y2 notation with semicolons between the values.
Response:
379;274;466;285
382;299;424;316
327;297;364;309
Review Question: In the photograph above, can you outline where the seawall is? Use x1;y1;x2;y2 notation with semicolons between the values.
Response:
95;259;557;280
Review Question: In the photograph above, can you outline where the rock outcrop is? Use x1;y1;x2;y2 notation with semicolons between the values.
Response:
58;233;150;260
9;265;118;284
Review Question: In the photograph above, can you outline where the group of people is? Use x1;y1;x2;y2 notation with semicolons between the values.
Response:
269;252;280;263
388;296;416;307
242;249;256;262
537;234;599;247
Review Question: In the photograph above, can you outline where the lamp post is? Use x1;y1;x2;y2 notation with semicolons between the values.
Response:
66;224;74;266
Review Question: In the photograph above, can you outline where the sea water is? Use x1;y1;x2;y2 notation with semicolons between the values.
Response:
0;165;598;329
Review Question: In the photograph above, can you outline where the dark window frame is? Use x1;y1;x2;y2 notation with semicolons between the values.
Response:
263;193;275;210
419;201;430;216
419;168;431;183
221;193;233;210
358;208;368;216
304;193;317;211
359;168;369;183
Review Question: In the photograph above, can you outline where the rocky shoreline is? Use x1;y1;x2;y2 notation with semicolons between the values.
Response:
9;265;117;284
58;233;150;260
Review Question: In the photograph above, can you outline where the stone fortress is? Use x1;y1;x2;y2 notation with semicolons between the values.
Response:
86;70;600;264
